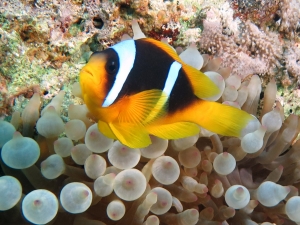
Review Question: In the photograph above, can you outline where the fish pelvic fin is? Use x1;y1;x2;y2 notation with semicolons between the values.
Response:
109;122;151;148
184;100;254;137
98;120;117;139
182;64;221;99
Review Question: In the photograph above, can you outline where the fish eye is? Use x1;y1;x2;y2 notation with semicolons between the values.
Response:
105;59;118;74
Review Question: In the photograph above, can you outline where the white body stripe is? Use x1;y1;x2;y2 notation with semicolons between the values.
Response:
163;61;181;96
144;61;181;123
102;40;136;107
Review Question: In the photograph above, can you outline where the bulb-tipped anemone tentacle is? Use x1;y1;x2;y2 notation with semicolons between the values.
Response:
0;120;16;148
36;106;65;138
285;196;300;223
22;189;58;224
106;200;126;221
255;181;290;207
225;185;250;209
179;42;204;70
60;182;92;214
113;169;147;201
140;135;168;159
71;144;92;165
1;132;40;169
85;123;114;153
178;146;202;168
0;176;22;211
65;119;86;141
108;141;141;170
94;173;116;197
21;93;40;137
152;156;180;185
84;154;107;179
54;137;74;157
213;152;236;176
150;187;172;215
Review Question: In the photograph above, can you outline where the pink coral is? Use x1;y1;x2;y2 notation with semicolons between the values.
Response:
284;43;300;78
200;14;283;78
277;0;300;38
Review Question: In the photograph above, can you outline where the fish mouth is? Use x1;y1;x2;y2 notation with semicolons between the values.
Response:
81;68;94;77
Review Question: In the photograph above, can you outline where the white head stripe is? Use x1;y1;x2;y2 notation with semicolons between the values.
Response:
102;40;136;107
163;61;181;96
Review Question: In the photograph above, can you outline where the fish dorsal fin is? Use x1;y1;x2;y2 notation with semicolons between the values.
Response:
116;89;168;125
143;38;182;62
182;64;221;99
143;38;221;100
109;122;151;148
147;121;200;140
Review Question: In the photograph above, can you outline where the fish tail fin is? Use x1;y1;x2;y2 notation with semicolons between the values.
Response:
188;100;255;137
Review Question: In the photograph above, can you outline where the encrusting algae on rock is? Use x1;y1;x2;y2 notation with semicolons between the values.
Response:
1;20;300;225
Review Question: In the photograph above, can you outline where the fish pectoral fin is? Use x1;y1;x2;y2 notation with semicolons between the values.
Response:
182;64;221;99
147;122;200;140
98;120;117;139
117;89;168;125
109;122;152;148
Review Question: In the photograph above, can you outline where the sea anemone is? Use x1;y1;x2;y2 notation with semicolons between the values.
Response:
2;20;300;225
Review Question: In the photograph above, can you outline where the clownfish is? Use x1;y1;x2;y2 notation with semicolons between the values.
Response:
80;38;254;148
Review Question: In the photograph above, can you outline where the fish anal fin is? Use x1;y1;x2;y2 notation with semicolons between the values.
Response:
147;122;200;140
117;89;167;125
109;123;151;148
182;64;220;99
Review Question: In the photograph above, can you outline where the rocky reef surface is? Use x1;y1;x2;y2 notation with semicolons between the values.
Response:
0;0;300;117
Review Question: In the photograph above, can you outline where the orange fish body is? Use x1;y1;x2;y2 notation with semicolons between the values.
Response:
80;38;253;148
